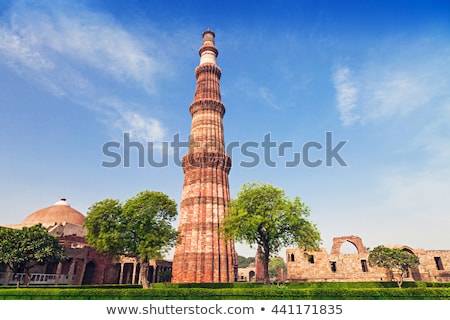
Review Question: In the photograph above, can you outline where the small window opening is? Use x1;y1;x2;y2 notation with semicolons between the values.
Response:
434;257;444;270
308;255;315;264
290;253;295;262
405;269;410;277
330;261;337;272
361;259;368;272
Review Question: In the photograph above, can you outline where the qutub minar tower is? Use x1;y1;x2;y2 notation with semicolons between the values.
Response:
171;30;238;283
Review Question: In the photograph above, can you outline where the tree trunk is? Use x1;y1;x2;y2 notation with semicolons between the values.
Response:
263;248;270;285
14;273;20;288
396;271;404;288
139;260;150;289
387;269;394;282
25;269;31;287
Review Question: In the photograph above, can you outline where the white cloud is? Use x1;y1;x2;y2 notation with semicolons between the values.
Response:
258;86;280;110
0;2;163;94
100;98;166;142
364;70;439;121
0;1;170;141
332;66;359;126
235;77;281;110
37;14;161;94
119;111;165;142
333;35;450;127
0;29;53;71
328;35;450;249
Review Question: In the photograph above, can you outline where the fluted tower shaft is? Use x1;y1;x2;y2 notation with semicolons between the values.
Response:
171;30;237;283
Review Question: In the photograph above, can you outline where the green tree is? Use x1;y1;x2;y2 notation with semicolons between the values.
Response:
237;255;255;268
268;257;286;281
0;224;67;287
85;198;123;255
223;182;321;285
84;190;178;288
368;245;420;288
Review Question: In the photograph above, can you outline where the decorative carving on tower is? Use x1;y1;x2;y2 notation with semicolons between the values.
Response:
171;30;237;283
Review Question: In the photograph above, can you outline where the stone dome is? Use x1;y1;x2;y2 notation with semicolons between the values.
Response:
21;198;86;227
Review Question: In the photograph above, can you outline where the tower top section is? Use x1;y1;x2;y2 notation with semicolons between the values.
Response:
199;29;218;65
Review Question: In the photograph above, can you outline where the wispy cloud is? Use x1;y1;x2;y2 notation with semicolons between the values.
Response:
0;1;171;142
99;97;166;142
37;14;161;94
332;66;359;126
329;35;450;249
364;36;450;161
332;35;450;127
258;86;281;110
234;77;281;110
0;28;53;71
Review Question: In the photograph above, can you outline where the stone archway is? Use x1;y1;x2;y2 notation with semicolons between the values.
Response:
401;247;421;280
330;235;368;254
401;247;416;255
82;261;96;285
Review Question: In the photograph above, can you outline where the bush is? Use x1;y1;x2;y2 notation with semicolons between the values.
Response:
0;282;448;300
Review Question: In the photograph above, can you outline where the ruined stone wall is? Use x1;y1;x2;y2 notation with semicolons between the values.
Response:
286;236;450;283
286;248;387;282
237;266;256;282
411;249;450;282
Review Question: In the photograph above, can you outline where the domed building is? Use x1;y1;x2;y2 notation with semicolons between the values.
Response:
13;198;87;240
21;198;86;228
0;198;172;286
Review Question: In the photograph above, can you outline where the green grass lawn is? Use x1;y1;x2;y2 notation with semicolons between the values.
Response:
0;282;449;300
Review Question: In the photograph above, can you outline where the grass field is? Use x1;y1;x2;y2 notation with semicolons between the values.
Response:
0;282;449;300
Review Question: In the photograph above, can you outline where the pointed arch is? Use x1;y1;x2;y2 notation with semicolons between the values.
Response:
331;236;368;254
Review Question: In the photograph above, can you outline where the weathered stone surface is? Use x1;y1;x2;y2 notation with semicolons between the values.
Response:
286;235;450;282
171;30;237;283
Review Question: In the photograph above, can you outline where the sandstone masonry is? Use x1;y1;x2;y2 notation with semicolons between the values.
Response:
171;30;238;283
286;235;450;282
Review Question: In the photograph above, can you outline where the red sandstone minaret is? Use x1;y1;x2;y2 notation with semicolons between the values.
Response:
171;30;237;283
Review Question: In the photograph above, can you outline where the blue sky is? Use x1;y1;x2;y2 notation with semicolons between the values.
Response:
1;0;449;258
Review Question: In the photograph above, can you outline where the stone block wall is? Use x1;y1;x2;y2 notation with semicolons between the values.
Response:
286;236;450;283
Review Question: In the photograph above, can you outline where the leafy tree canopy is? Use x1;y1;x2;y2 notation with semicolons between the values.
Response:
368;245;420;288
237;255;255;268
0;224;67;287
269;257;286;280
84;198;123;256
84;190;178;288
223;182;321;284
